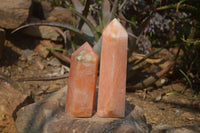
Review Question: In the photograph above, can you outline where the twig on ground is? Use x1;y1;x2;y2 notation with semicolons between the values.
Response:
40;41;71;64
127;47;165;79
0;72;21;90
127;61;175;91
17;73;69;81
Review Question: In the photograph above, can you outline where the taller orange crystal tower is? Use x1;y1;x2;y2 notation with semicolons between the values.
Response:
97;18;128;118
65;42;99;117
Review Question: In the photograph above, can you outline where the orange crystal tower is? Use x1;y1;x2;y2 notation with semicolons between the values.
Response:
97;18;128;118
65;42;99;117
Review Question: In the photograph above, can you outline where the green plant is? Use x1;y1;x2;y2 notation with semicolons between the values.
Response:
42;46;66;52
153;0;200;94
12;0;119;53
179;69;193;90
166;69;197;103
12;0;200;92
166;91;191;100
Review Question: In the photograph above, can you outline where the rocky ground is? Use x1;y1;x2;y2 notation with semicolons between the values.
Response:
0;0;200;132
0;34;200;133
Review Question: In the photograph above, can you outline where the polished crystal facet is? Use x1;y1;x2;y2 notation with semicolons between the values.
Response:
97;18;128;118
65;42;99;117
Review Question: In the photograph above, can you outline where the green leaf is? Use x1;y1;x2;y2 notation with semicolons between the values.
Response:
42;46;66;52
179;69;193;89
70;8;100;41
11;22;94;46
166;91;194;101
107;0;119;24
166;91;186;97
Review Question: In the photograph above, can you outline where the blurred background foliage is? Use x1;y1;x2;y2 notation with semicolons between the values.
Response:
32;0;199;94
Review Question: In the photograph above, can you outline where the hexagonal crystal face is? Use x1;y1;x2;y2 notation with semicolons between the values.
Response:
76;49;96;63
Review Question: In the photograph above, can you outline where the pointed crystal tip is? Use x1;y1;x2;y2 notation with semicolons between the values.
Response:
103;18;128;39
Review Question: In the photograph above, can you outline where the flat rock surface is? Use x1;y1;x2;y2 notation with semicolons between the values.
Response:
47;7;73;24
0;0;31;29
21;26;61;41
0;85;26;133
21;7;74;41
152;124;200;133
16;86;150;133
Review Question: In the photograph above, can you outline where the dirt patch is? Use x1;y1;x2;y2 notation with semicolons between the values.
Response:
126;84;200;129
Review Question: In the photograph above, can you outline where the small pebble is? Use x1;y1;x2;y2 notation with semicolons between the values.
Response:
36;60;45;70
47;58;61;67
155;95;162;101
175;109;180;114
18;67;23;73
160;79;166;84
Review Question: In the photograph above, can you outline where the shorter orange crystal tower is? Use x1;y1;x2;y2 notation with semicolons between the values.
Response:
97;18;128;118
65;42;99;117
